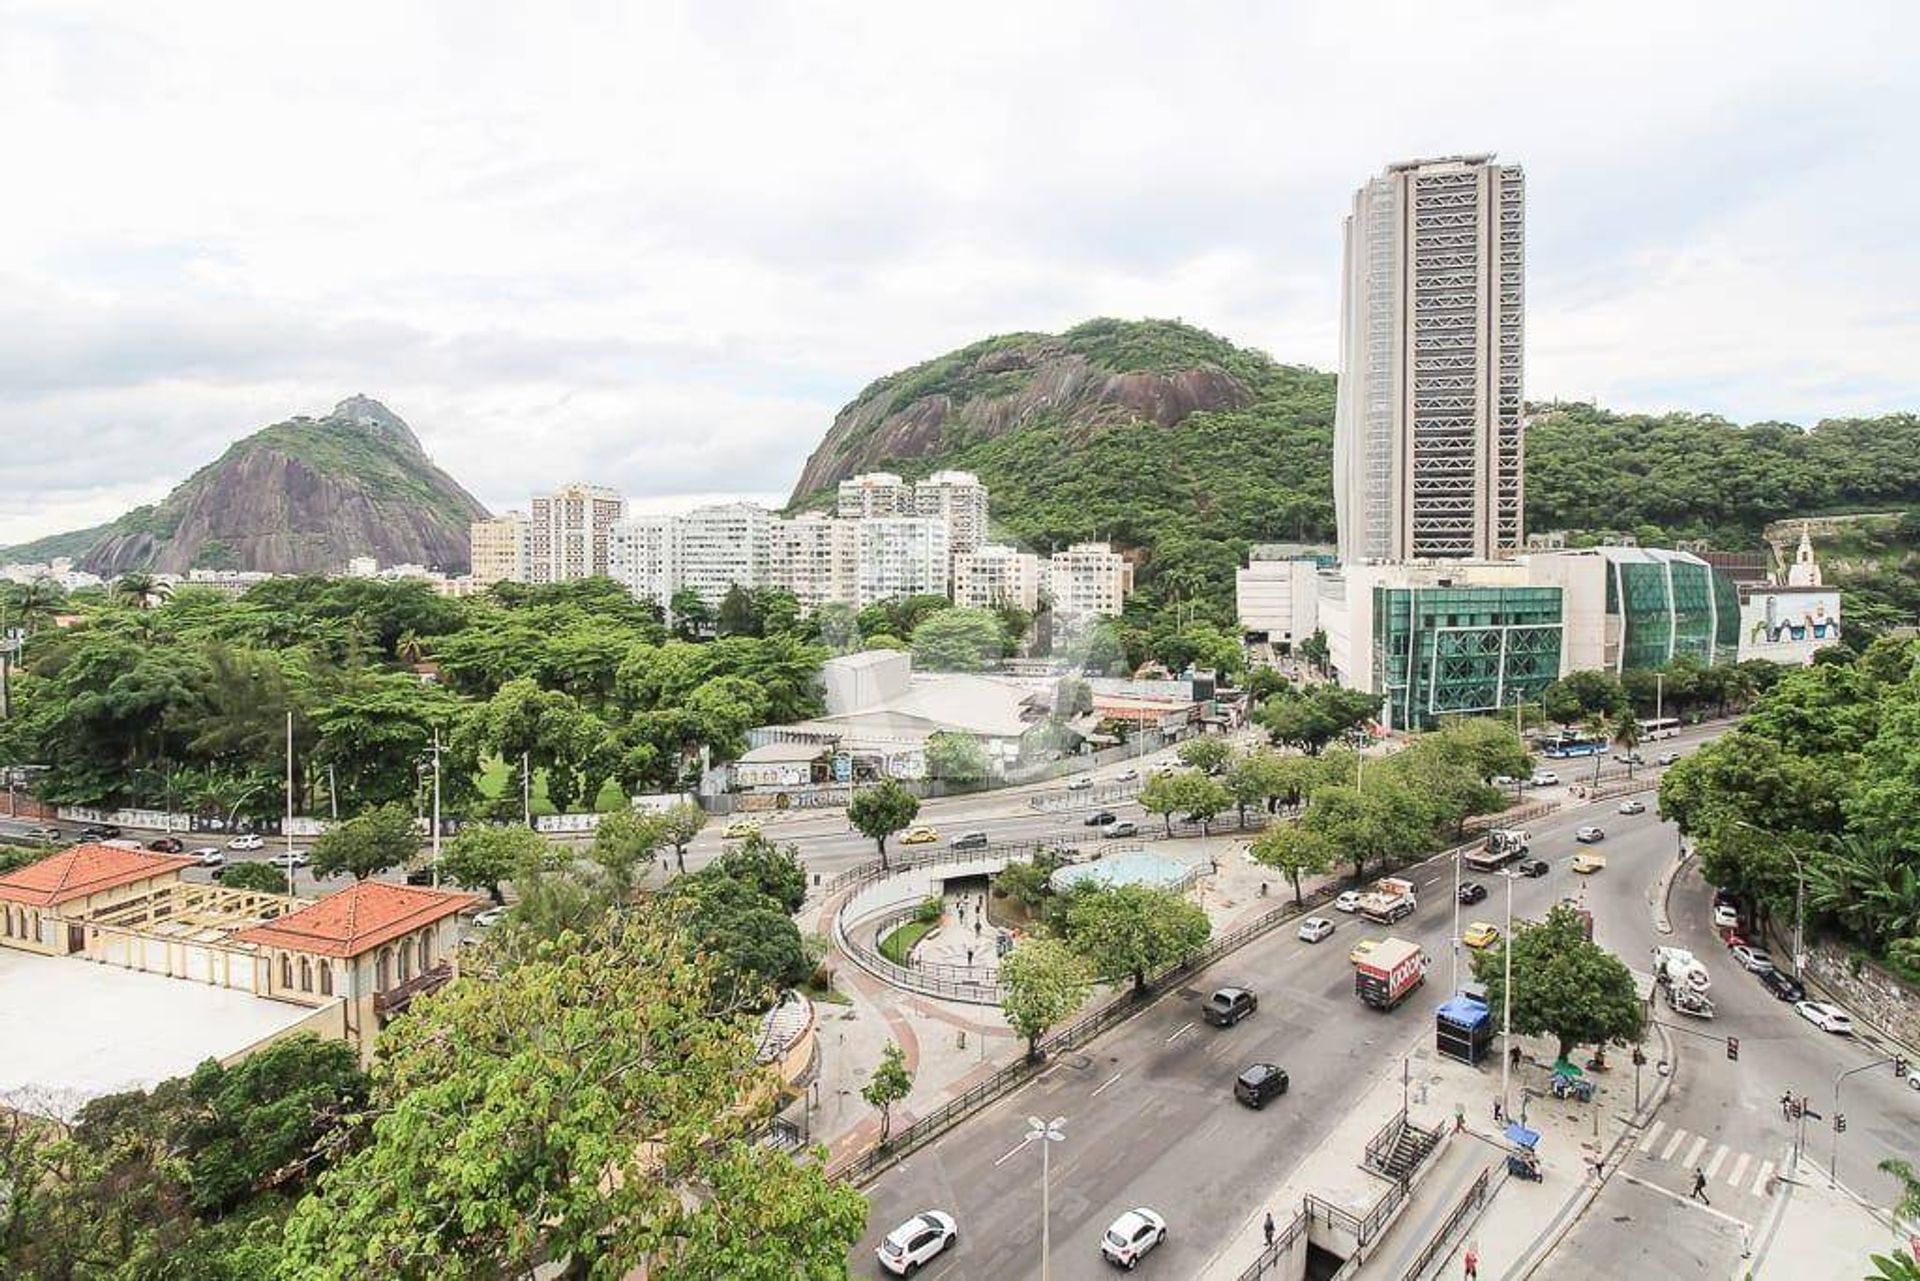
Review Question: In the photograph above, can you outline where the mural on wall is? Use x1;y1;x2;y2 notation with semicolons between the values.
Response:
1738;590;1842;663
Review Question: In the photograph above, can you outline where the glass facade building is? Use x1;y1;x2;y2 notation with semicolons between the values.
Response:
1605;552;1740;670
1373;585;1564;730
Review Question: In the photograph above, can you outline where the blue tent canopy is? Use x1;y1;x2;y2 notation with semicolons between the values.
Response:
1504;1122;1540;1150
1436;995;1491;1027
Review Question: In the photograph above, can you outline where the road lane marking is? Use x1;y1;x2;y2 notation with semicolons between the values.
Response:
1682;1135;1708;1169
1090;1070;1124;1098
1751;1159;1775;1194
992;1135;1034;1167
1616;1171;1753;1228
1639;1120;1666;1153
1661;1128;1689;1162
1166;1021;1195;1044
1727;1152;1750;1187
1705;1144;1729;1179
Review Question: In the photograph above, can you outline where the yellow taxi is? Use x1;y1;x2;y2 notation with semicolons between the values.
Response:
722;819;761;840
1348;937;1382;967
1570;850;1607;875
900;825;941;846
1462;922;1501;950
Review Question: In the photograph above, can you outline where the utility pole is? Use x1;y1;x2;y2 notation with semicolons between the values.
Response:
284;710;296;876
522;750;532;827
1655;672;1665;723
1829;1059;1892;1186
431;728;443;888
327;764;338;821
1500;870;1515;1119
1451;848;1462;995
1027;1115;1066;1281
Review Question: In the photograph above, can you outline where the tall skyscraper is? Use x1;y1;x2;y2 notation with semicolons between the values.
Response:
1332;155;1525;563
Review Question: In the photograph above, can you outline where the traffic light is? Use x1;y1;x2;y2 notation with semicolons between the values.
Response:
1837;1113;1847;1134
1727;1036;1740;1061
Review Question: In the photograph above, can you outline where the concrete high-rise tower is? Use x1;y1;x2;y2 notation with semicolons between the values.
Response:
1332;155;1525;562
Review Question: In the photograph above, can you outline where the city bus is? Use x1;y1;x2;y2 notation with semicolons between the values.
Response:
1637;717;1682;740
1541;733;1605;759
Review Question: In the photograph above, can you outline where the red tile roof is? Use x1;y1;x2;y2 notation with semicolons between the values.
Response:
0;843;193;907
232;880;479;958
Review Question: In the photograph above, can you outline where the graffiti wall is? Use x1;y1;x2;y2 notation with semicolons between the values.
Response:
1736;590;1842;665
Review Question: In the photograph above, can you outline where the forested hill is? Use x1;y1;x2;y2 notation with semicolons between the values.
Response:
789;318;1920;630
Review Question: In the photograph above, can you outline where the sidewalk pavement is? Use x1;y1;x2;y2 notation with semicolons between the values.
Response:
1200;1026;1651;1280
1752;1167;1910;1279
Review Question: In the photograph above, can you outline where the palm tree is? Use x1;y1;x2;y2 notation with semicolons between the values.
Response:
1585;713;1612;786
113;572;159;609
1878;1156;1920;1226
396;630;431;667
1610;714;1644;779
14;577;64;633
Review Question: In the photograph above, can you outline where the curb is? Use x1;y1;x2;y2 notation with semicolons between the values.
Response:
1652;846;1693;937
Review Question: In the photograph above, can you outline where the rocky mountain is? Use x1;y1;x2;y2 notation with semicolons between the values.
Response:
4;396;490;576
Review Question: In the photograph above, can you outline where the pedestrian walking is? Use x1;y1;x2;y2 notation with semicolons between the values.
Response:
1464;1244;1479;1279
1492;1098;1504;1124
974;920;982;937
1454;1102;1465;1133
1690;1168;1710;1204
966;947;974;967
1263;1212;1275;1248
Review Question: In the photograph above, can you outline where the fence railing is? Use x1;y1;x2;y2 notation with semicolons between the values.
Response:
1398;1167;1492;1281
1362;1109;1410;1179
835;908;1005;1005
1233;1205;1310;1281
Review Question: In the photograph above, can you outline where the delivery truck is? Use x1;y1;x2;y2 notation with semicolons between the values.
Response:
1358;876;1418;924
1355;937;1427;1011
1464;829;1529;872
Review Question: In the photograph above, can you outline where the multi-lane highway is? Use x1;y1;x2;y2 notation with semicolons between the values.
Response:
851;780;1689;1279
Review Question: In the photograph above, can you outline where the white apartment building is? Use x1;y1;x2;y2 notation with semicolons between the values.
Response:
1332;155;1526;563
468;511;531;585
855;519;949;607
1047;543;1133;619
912;470;990;556
1235;545;1334;649
771;514;859;611
672;503;772;607
608;516;673;608
952;543;1042;612
837;472;910;519
529;485;625;583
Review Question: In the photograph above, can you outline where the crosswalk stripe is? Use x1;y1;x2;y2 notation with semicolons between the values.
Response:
1639;1120;1666;1154
1661;1128;1690;1162
1705;1145;1729;1179
1682;1135;1709;1169
1728;1153;1751;1187
1752;1160;1775;1195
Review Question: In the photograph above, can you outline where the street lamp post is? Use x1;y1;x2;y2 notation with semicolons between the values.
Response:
1732;821;1808;980
1500;869;1516;1118
1451;848;1463;995
1829;1059;1894;1187
1027;1115;1066;1281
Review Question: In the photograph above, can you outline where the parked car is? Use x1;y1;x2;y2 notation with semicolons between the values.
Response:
1490;775;1521;787
1515;858;1549;878
1457;881;1487;906
900;826;940;845
1101;819;1139;838
1657;751;1683;766
1297;916;1335;943
405;866;437;886
1529;771;1561;787
472;906;508;928
25;826;65;845
228;833;264;851
950;831;990;851
1759;970;1806;1002
1575;826;1606;843
876;1210;958;1276
1099;1207;1168;1270
1348;937;1382;966
1114;767;1140;782
1067;775;1094;791
1712;903;1740;930
278;849;310;867
1795;1000;1854;1035
1234;1062;1290;1109
79;824;122;840
1084;810;1117;827
1617;799;1646;815
193;848;225;867
1730;945;1776;974
1202;986;1258;1028
1462;922;1501;950
721;819;760;840
144;836;184;853
1334;890;1365;913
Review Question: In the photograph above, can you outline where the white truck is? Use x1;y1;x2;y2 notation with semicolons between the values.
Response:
1358;876;1418;925
1464;829;1530;872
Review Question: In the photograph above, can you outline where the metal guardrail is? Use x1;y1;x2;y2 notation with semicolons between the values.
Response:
1234;1205;1309;1281
1399;1167;1492;1281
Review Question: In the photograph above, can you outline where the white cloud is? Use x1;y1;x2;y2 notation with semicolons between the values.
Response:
1;0;1915;544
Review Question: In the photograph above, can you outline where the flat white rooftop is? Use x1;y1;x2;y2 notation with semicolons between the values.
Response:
0;949;326;1119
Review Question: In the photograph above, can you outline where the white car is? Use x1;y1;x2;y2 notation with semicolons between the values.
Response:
1101;819;1139;838
877;1210;958;1276
1334;890;1364;914
1100;1207;1167;1270
1575;826;1606;843
1115;767;1140;782
1657;751;1682;766
1711;904;1739;929
1529;772;1561;787
1795;1001;1854;1035
1067;775;1094;791
194;848;225;867
1618;799;1646;815
1298;916;1335;943
472;906;508;928
1490;774;1521;787
1731;945;1775;974
227;833;264;851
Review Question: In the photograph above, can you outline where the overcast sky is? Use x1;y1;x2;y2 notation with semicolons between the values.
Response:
3;1;1915;545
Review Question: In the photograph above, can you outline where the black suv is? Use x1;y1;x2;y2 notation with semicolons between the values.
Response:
1202;986;1258;1027
1084;810;1117;827
1235;1062;1290;1109
1458;881;1488;905
1515;858;1549;878
79;824;122;840
1759;970;1806;1002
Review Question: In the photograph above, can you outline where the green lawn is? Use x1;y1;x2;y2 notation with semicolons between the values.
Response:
878;920;934;966
474;757;628;816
